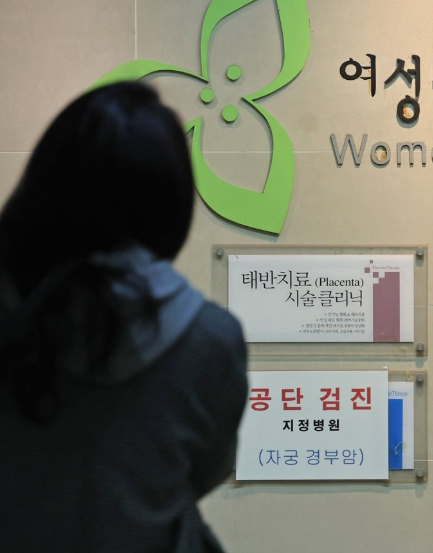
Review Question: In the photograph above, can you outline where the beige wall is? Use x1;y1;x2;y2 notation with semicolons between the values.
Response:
1;1;432;551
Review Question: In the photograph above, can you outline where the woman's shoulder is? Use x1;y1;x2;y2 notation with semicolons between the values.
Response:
192;300;245;348
176;300;246;380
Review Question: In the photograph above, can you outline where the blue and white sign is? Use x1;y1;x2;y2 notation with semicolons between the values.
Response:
388;381;414;470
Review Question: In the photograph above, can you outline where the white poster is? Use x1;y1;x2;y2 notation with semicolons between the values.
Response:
229;255;414;343
236;371;389;481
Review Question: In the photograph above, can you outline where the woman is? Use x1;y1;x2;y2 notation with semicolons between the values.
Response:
0;83;247;552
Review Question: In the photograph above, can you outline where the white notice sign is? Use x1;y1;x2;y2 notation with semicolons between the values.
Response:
236;371;389;480
229;255;414;343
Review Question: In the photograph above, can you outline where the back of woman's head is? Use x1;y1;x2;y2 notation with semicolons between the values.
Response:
0;82;194;295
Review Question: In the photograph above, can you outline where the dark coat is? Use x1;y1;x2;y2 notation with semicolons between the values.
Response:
0;248;247;552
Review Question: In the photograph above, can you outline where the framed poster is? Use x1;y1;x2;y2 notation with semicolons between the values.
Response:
212;245;427;357
229;254;414;343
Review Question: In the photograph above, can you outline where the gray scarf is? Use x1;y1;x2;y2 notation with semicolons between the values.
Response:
0;245;204;385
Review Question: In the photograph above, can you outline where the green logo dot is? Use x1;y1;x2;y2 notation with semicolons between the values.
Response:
226;64;242;82
200;87;215;104
221;104;239;123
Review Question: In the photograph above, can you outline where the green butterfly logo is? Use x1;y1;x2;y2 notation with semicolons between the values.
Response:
90;0;310;234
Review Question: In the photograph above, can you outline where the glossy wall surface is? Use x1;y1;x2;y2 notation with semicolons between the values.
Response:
1;1;432;551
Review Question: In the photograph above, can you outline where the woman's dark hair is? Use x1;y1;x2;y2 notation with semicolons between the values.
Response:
0;82;195;421
0;82;195;296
